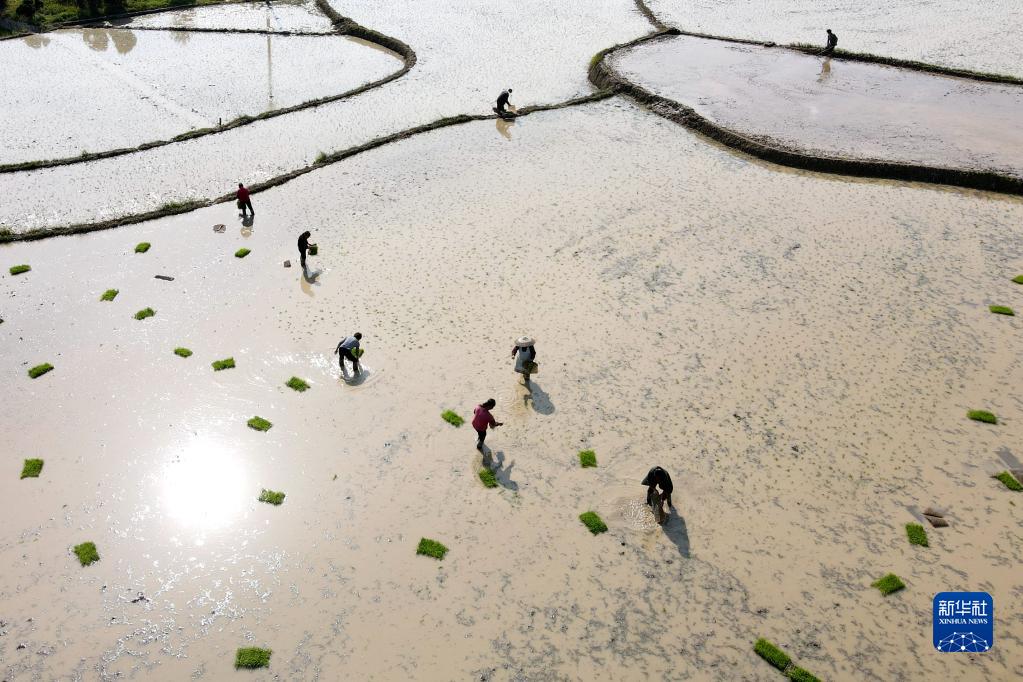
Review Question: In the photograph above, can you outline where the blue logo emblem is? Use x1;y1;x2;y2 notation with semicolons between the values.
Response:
933;592;993;652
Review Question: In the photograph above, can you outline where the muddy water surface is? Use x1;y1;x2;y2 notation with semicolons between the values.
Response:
0;27;401;165
2;100;1021;680
648;0;1023;78
612;35;1023;176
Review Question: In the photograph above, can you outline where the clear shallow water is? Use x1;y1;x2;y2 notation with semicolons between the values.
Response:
613;35;1023;176
648;0;1023;77
128;0;334;32
0;0;651;231
1;100;1021;680
0;28;400;165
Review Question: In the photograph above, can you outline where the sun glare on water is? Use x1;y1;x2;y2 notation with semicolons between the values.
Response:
161;440;250;535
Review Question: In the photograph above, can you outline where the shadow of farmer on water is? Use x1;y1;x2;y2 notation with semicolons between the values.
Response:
661;510;690;558
483;449;518;491
523;380;554;415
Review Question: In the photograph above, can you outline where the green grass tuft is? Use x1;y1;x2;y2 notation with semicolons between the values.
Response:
134;307;155;320
21;459;44;479
1013;275;1023;284
994;471;1023;491
967;410;997;424
235;647;271;669
578;449;597;468
416;538;448;559
235;248;251;258
478;468;498;488
212;357;235;371
258;489;286;505
100;289;119;301
9;264;31;275
247;416;273;432
73;542;99;567
989;305;1015;316
28;363;54;379
286;377;310;392
906;523;929;547
174;347;192;358
872;573;905;595
441;410;464;427
753;638;791;671
134;242;150;253
315;151;328;163
787;667;822;682
579;511;608;535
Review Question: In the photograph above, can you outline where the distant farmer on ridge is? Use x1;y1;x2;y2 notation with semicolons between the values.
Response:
495;88;513;114
822;28;837;56
335;332;362;375
237;182;254;217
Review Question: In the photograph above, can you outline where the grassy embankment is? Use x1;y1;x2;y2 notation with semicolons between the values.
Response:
2;0;221;28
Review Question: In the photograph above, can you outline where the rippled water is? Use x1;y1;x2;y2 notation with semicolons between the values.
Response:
649;0;1023;77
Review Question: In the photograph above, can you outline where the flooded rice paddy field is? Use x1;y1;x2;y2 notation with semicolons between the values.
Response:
127;0;334;32
611;35;1023;177
0;25;401;165
647;0;1023;78
0;0;651;232
2;99;1023;680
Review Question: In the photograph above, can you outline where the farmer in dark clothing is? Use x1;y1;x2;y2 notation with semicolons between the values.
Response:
822;29;838;55
298;231;311;269
334;332;362;375
237;183;254;216
642;466;674;524
495;88;513;114
472;398;503;451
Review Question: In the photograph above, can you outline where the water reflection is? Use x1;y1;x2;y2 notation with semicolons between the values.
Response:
496;118;514;140
817;57;832;84
162;439;249;534
23;34;51;49
82;28;137;54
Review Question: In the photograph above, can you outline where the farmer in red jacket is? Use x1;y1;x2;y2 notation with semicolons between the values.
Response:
472;399;503;451
237;183;254;217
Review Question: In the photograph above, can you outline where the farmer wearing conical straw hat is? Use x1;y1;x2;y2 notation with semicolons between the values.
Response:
511;335;537;384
